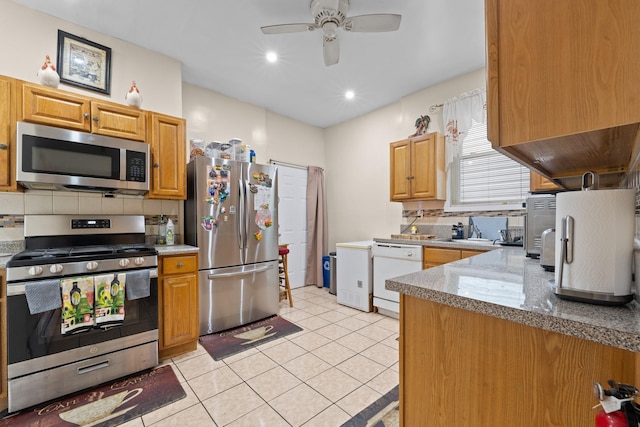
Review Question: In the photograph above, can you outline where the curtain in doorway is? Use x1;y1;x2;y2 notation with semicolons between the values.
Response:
305;166;327;287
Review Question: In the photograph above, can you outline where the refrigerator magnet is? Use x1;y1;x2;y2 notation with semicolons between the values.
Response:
254;231;262;241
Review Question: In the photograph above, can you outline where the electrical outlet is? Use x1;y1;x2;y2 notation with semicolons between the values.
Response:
418;209;424;218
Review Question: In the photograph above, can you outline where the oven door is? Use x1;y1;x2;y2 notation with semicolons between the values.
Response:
6;271;158;379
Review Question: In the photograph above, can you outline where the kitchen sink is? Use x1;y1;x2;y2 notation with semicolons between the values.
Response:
434;238;495;245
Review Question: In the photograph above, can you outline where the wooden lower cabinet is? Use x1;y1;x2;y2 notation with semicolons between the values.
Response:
422;247;485;269
399;295;636;426
158;254;198;360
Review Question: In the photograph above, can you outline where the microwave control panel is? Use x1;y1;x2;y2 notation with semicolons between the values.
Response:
126;151;147;182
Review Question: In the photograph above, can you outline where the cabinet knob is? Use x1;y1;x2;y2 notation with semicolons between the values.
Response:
153;163;159;168
177;262;183;268
83;113;90;119
92;116;99;122
0;144;7;150
407;176;414;180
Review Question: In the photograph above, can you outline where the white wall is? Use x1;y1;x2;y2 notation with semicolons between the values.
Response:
0;0;183;117
324;69;487;249
181;84;325;168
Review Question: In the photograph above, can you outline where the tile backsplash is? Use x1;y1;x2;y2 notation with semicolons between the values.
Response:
0;190;183;244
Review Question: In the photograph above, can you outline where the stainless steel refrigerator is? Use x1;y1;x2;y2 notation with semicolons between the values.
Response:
185;156;279;335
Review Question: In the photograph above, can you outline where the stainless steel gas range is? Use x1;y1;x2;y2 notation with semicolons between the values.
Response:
5;215;158;413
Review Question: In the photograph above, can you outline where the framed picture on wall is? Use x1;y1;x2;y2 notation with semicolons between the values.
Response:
56;30;111;95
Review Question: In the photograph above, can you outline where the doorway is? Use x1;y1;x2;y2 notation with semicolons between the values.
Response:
274;163;308;289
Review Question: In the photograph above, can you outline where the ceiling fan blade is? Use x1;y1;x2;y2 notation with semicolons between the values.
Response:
323;36;340;66
343;14;402;32
261;23;317;34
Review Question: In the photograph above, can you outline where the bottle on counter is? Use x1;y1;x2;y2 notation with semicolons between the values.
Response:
166;218;175;246
158;216;166;244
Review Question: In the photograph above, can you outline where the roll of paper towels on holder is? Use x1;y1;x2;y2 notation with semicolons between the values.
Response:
554;188;635;297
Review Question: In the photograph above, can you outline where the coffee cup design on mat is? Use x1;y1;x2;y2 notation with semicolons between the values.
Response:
233;325;274;343
59;388;142;425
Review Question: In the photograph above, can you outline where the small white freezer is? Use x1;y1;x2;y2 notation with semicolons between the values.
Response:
336;241;375;312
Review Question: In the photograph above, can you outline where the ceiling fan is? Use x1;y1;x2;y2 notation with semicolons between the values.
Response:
260;0;402;66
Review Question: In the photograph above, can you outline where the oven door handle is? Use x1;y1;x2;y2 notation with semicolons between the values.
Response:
207;264;273;279
7;268;158;296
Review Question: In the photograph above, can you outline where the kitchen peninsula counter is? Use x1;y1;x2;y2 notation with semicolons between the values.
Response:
388;247;640;426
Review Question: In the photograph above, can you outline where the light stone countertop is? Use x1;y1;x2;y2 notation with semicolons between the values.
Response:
385;246;640;353
154;244;199;255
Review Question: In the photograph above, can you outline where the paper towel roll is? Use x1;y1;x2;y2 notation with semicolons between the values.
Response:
554;188;635;296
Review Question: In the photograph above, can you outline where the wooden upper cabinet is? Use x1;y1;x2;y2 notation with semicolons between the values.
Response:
148;112;186;200
390;132;445;201
20;82;146;141
0;76;17;191
530;171;560;193
90;101;146;142
20;82;91;132
486;0;640;188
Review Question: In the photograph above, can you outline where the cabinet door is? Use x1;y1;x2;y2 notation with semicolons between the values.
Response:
486;0;640;187
423;247;461;269
20;83;91;132
91;101;146;141
530;172;560;192
160;273;198;350
148;113;186;200
412;134;445;200
0;76;17;191
390;140;411;201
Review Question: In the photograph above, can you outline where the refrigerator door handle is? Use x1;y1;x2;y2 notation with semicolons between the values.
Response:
242;178;249;253
207;263;274;279
237;178;244;255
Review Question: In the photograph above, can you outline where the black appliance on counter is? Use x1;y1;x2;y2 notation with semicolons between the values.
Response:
5;215;158;413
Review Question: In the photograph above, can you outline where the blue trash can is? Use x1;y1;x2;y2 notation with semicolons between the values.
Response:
322;255;330;287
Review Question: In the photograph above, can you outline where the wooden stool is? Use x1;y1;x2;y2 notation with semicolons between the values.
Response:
278;245;293;307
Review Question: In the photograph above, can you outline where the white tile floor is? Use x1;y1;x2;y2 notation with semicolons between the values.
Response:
121;286;399;427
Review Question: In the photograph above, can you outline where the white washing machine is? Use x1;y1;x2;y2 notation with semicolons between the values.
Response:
336;241;375;312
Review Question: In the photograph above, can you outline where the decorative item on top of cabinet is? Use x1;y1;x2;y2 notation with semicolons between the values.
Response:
158;254;198;360
486;0;640;189
36;55;59;89
390;132;445;201
0;75;18;192
530;171;560;192
147;112;186;200
125;81;142;108
410;114;430;137
19;82;146;141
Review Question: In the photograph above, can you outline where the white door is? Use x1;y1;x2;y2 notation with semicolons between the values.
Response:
275;164;308;289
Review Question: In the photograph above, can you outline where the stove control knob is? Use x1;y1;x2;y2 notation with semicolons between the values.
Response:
49;264;63;274
28;266;43;276
134;257;145;266
86;261;99;271
119;259;130;267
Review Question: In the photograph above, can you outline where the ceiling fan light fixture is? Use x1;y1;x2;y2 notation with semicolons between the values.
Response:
322;21;338;38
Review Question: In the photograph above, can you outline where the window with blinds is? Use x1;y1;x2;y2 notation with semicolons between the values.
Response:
449;119;529;209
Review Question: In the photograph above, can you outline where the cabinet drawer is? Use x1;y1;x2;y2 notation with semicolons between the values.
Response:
423;247;461;264
161;255;197;275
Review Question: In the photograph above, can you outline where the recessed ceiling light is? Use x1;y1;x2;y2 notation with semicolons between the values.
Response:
266;51;278;63
345;90;355;100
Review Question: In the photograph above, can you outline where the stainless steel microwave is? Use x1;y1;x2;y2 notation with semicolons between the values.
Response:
16;122;149;195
